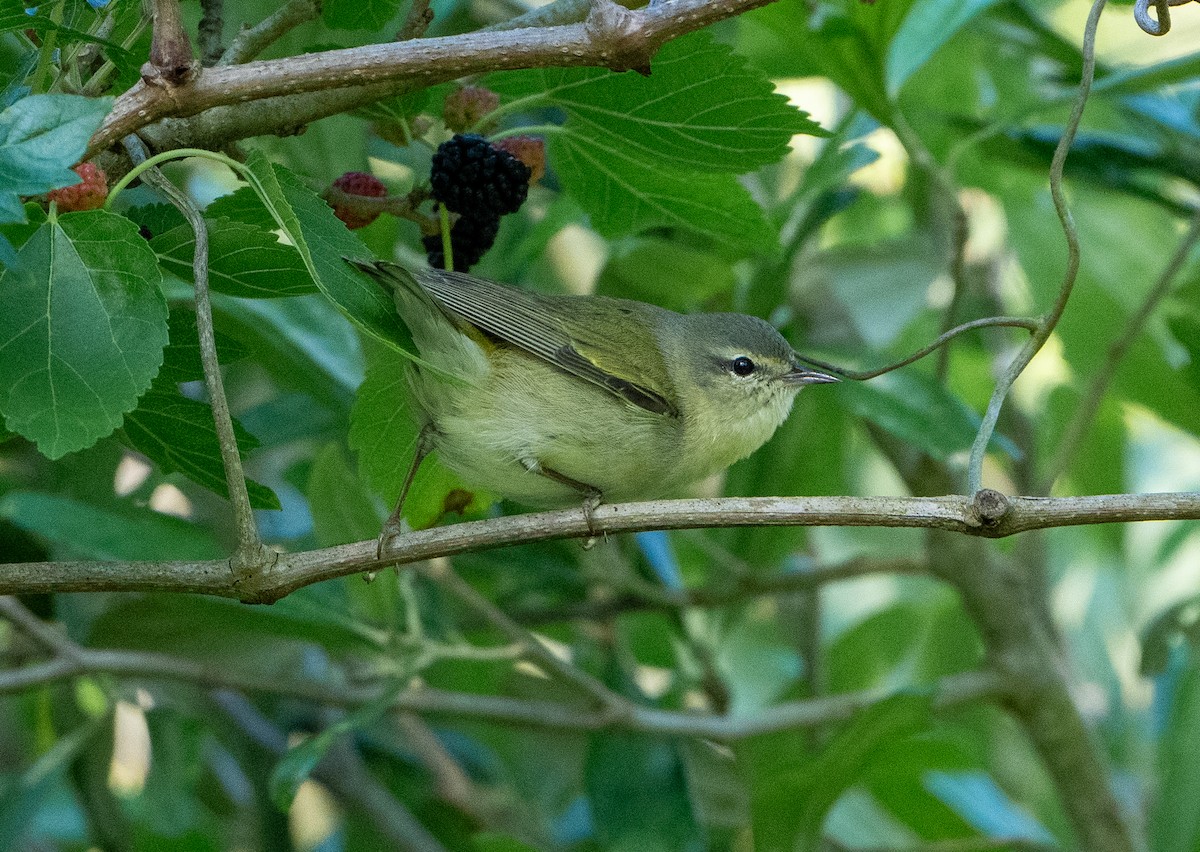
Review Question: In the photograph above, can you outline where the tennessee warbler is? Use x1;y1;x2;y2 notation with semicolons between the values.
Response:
348;259;838;547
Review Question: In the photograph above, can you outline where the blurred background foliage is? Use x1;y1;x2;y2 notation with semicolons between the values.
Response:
1;0;1200;849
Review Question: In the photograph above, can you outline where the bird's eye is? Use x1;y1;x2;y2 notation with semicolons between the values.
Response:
731;356;756;377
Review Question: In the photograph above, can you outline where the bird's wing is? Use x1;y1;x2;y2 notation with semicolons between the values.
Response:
415;267;680;417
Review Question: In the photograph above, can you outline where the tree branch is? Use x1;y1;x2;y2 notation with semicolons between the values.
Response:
218;0;321;66
0;622;1004;739
1;492;1199;601
85;0;777;158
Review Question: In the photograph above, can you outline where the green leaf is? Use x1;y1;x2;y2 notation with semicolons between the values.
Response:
595;238;736;311
306;442;381;547
551;125;775;250
828;595;982;693
493;33;824;172
734;0;911;121
922;770;1054;843
863;740;976;840
348;345;493;528
158;306;248;384
1169;310;1200;392
10;10;137;66
348;345;422;504
212;292;363;411
123;387;281;510
721;389;849;567
151;217;317;298
1141;597;1200;676
0;209;168;458
0;94;113;223
489;32;821;249
471;834;540;852
88;590;383;657
204;186;278;230
750;693;933;852
240;150;416;355
0;712;106;850
585;732;702;851
132;709;210;838
0;491;222;560
1150;657;1200;851
1094;49;1200;98
836;373;1014;462
886;0;1002;96
322;0;402;30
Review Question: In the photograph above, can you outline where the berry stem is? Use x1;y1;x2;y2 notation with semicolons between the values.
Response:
438;204;454;272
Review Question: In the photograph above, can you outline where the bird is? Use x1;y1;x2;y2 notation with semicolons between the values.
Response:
346;259;839;550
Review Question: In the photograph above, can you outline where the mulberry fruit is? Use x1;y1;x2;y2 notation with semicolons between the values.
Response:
442;86;499;134
423;209;500;272
327;171;387;229
492;135;546;185
47;163;108;212
430;134;530;218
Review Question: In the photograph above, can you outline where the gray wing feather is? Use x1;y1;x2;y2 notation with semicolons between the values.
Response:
414;267;678;417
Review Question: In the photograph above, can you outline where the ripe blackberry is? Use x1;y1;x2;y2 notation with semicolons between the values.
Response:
423;209;500;272
430;134;531;218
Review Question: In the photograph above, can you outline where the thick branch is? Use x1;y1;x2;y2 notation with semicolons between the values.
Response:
1;492;1199;601
86;0;774;158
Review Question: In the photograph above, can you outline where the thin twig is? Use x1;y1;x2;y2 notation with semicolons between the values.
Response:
0;597;79;658
0;637;1004;739
966;0;1107;493
1040;207;1200;492
421;561;633;716
398;0;435;41
517;555;923;622
146;0;198;85
120;136;269;576
218;0;321;66
481;0;593;32
198;0;225;66
798;317;1039;381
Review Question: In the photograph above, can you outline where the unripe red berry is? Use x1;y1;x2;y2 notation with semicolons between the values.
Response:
327;171;387;229
492;136;546;185
47;163;108;212
442;86;499;134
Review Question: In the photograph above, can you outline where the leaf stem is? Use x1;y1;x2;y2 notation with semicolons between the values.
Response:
438;204;453;271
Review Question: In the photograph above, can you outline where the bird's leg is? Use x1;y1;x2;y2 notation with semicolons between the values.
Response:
523;459;604;544
376;425;435;561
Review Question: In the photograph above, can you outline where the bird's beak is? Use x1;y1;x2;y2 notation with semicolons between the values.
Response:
783;365;840;385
